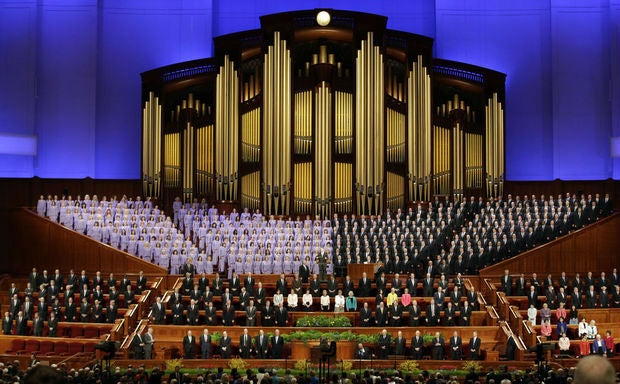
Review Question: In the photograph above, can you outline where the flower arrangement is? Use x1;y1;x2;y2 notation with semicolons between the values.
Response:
295;315;352;327
398;360;420;374
228;358;248;371
165;358;184;372
294;360;313;371
461;360;483;373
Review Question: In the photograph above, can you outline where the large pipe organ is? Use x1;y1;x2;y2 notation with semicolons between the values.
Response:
141;10;506;216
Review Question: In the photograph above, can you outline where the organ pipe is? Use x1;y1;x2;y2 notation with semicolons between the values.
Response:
263;32;292;216
315;81;332;218
215;55;240;201
408;56;431;202
142;92;162;198
485;92;504;197
355;32;384;215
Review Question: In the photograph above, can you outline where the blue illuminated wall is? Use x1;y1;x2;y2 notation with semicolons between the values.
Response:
0;0;618;180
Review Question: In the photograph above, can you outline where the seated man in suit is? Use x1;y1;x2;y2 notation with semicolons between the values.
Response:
355;343;370;359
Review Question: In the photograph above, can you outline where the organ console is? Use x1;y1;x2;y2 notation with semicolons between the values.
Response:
141;9;506;216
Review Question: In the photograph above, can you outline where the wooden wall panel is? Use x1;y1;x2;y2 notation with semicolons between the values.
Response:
6;208;167;276
480;213;620;279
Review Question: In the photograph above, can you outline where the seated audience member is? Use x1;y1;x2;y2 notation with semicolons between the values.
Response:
556;317;568;338
604;331;614;358
558;333;571;356
579;335;591;357
527;304;537;326
540;319;552;338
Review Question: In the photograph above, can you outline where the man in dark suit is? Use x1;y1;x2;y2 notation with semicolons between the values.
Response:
47;312;58;337
244;272;256;296
501;270;512;295
423;274;434;297
270;329;284;358
180;260;196;278
212;273;223;296
426;298;441;326
444;302;457;326
245;300;257;326
434;286;446;309
222;301;236;326
276;274;288;296
200;328;211;359
186;299;200;325
2;312;12;335
15;311;27;336
143;327;155;359
237;328;251;358
411;330;424;359
106;300;118;323
393;330;406;356
309;274;321;297
378;329;391;358
299;260;311;283
327;276;338;297
151;297;165;324
132;332;145;359
360;302;372;327
220;331;232;359
355;343;370;359
189;284;202;303
406;273;417;297
375;302;388;327
205;302;217;326
136;271;147;294
460;300;473;326
358;272;371;297
255;329;269;358
469;331;481;360
449;331;462;360
79;297;91;322
571;286;583;309
389;301;402;326
516;273;527;296
183;330;196;358
409;300;422;326
432;332;445;360
527;286;538;308
505;333;517;360
172;300;184;325
274;302;288;327
261;300;274;326
229;272;241;297
585;285;597;308
32;313;44;337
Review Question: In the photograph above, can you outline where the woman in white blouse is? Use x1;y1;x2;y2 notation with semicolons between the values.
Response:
302;289;313;311
334;289;345;313
273;289;284;307
320;289;330;311
287;291;299;311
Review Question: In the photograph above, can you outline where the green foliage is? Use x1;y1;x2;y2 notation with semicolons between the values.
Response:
211;332;222;343
422;333;442;344
282;330;381;344
295;315;352;327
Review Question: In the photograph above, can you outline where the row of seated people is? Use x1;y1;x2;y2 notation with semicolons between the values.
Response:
149;294;478;328
173;267;473;301
558;332;617;358
499;269;620;304
534;317;615;341
2;299;127;336
11;267;149;299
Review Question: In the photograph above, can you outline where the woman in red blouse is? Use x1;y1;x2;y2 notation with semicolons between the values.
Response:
579;334;591;357
604;330;615;357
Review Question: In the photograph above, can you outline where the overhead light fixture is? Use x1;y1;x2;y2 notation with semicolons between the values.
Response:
316;11;331;27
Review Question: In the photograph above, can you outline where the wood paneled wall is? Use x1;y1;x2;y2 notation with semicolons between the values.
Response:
480;213;620;278
5;208;167;276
